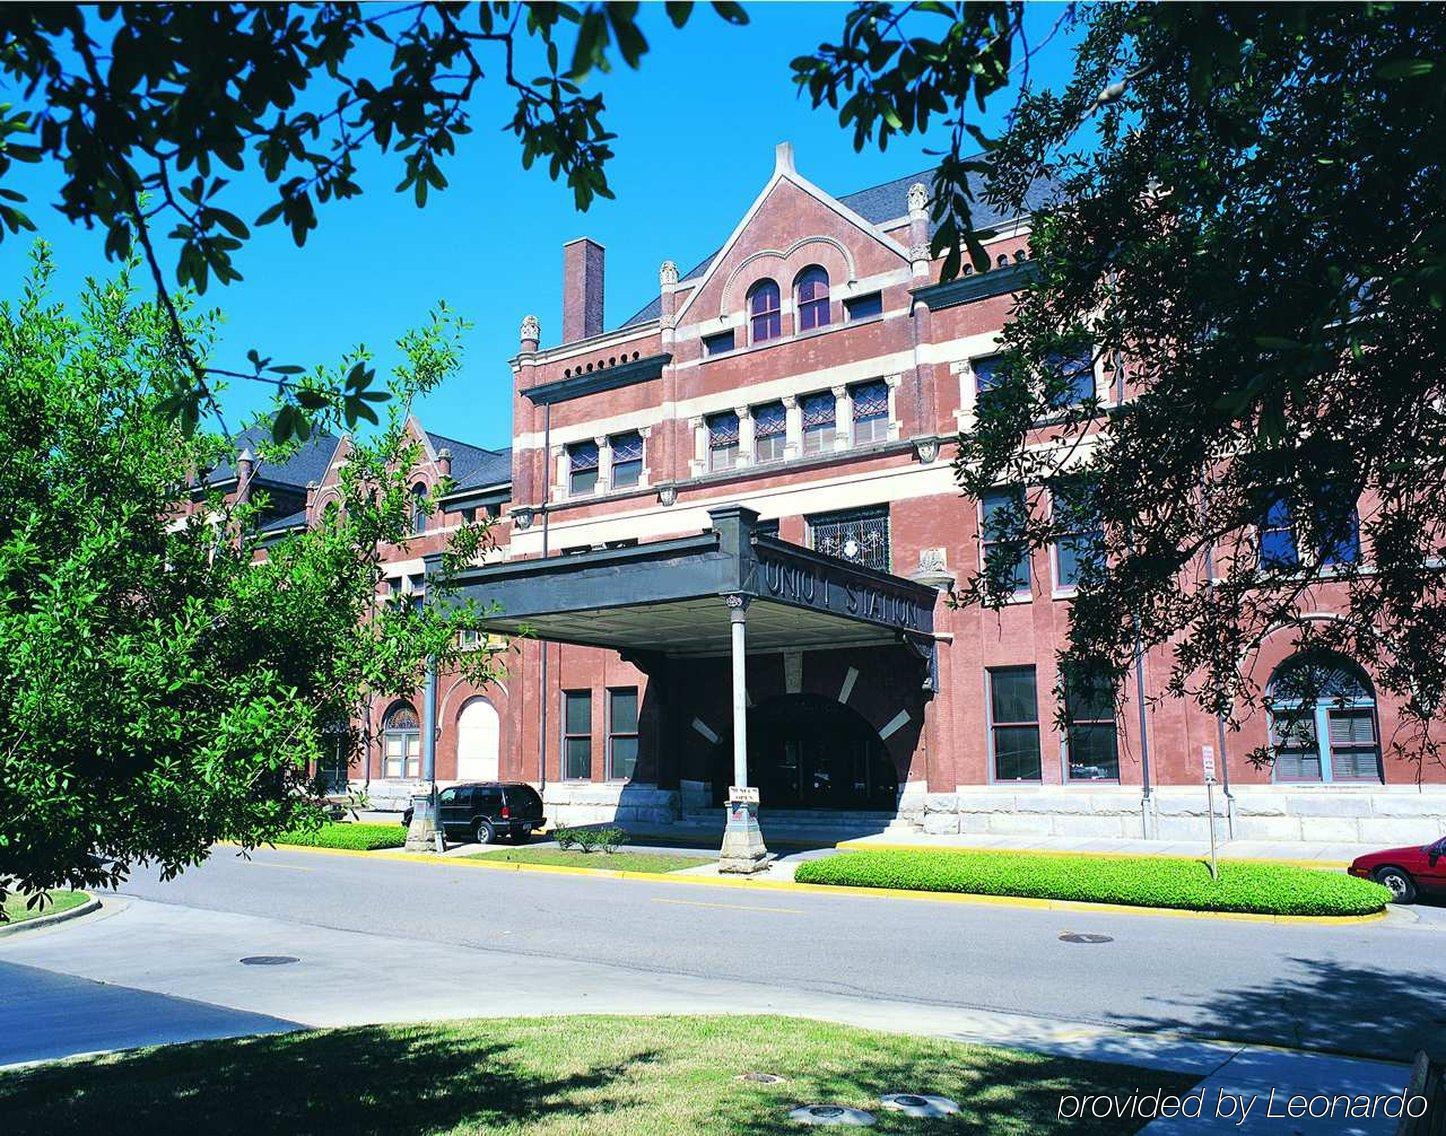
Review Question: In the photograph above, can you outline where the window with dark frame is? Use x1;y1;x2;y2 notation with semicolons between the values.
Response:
1258;493;1299;570
610;431;643;489
748;279;782;344
562;690;592;780
1313;487;1361;567
411;482;428;533
1045;347;1096;408
753;401;786;463
981;486;1031;595
973;354;1012;414
708;411;740;471
568;440;599;496
808;505;890;571
801;390;836;455
844;292;883;321
703;329;735;356
1052;479;1104;590
795;265;831;331
607;687;639;781
989;667;1041;781
850;379;889;445
1063;666;1120;781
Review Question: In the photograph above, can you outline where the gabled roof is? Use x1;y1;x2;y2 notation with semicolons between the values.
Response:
208;425;342;489
427;431;512;492
620;164;1059;329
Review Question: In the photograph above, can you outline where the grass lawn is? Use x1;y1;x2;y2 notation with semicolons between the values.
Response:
272;821;406;851
468;847;714;873
794;849;1390;916
1;889;89;924
0;1014;1196;1135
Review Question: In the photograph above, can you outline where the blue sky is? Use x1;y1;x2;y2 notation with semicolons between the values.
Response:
1;3;1074;452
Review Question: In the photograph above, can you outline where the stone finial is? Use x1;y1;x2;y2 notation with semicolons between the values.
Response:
519;314;541;352
774;140;796;175
908;182;929;217
909;242;932;266
235;447;255;504
660;260;679;287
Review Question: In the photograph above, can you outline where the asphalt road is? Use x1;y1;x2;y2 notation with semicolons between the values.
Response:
107;845;1446;1061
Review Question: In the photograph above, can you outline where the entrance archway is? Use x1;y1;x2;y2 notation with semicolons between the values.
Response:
716;694;898;810
455;697;501;781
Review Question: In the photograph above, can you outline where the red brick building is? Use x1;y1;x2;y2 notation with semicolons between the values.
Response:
264;143;1446;845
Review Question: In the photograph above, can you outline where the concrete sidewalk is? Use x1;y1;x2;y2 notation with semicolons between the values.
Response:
0;894;1412;1133
838;830;1382;866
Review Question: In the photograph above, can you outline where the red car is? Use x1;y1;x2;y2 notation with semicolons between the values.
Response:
1349;835;1446;903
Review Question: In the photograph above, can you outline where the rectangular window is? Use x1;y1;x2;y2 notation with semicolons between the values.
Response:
844;292;883;321
708;411;740;471
801;391;836;455
1258;493;1299;570
610;431;643;489
753;401;786;463
563;690;592;780
567;440;598;496
989;666;1041;781
1314;490;1361;567
1271;710;1322;782
1052;480;1104;590
850;379;890;445
1327;708;1380;781
703;329;735;356
808;505;890;572
607;687;640;781
973;354;1011;414
1046;347;1096;408
981;487;1031;596
1063;667;1119;780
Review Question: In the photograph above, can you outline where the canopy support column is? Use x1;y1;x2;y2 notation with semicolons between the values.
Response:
719;594;770;874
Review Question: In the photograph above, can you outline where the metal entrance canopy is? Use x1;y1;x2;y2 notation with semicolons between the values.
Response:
431;504;940;665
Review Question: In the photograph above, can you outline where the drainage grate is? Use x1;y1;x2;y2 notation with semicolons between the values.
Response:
239;955;301;966
880;1094;961;1118
1059;932;1113;945
739;1072;786;1084
788;1105;876;1127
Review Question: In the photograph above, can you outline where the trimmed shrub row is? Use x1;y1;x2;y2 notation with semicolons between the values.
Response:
793;849;1391;917
553;825;629;854
274;822;406;851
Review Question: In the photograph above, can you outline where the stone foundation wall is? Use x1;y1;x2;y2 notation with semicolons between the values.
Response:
542;782;682;829
906;785;1446;844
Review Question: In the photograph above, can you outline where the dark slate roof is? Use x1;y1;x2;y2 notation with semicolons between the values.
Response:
209;425;341;489
427;431;512;492
258;508;308;534
619;165;1058;329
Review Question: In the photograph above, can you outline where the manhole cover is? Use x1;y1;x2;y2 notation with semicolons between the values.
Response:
239;955;301;966
739;1072;787;1084
788;1104;876;1126
1059;932;1113;944
880;1093;961;1117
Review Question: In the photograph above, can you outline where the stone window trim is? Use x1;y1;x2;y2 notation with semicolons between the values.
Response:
557;432;650;499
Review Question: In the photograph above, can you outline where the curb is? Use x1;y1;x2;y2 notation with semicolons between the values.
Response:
245;843;1387;926
0;895;100;938
833;839;1353;872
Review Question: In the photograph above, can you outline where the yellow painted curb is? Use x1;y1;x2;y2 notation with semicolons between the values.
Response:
834;840;1352;872
234;842;1387;925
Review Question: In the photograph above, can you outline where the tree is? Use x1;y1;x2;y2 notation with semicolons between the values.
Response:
0;2;746;439
796;4;1446;768
0;244;500;914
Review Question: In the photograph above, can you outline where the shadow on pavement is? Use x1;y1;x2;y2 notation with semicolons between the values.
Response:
1105;956;1446;1061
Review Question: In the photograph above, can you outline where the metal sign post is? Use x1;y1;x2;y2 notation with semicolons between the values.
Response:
1202;745;1219;881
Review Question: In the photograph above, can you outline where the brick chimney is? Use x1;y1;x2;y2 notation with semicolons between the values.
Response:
562;237;605;342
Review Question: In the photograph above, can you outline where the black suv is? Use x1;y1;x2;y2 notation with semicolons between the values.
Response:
401;782;545;844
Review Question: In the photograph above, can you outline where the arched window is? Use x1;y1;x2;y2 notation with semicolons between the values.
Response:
795;266;830;331
748;279;781;344
1266;652;1381;783
411;482;428;534
381;701;421;779
456;697;500;781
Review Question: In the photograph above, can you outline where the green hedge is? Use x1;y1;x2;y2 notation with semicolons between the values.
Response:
274;822;406;851
793;849;1390;916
